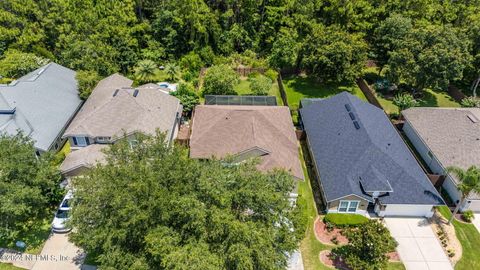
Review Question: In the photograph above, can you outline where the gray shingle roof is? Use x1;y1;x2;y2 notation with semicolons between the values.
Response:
63;74;183;142
403;107;480;199
300;92;443;205
0;63;82;151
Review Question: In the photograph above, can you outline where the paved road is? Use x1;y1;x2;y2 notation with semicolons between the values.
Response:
31;233;84;270
385;217;452;270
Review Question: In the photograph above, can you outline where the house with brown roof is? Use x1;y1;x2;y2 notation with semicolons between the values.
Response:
189;105;304;181
403;107;480;212
60;74;182;177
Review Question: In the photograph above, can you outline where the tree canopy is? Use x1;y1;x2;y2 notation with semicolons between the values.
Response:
0;133;62;243
70;132;302;270
1;0;478;87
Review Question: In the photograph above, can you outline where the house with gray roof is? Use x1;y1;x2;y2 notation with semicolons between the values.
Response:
403;107;480;212
60;74;182;177
300;92;443;217
0;63;82;153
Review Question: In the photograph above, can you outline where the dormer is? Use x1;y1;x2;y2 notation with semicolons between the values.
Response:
359;166;393;199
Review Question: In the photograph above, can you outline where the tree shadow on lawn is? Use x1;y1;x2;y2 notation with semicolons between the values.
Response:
0;218;52;254
416;90;439;107
285;76;360;100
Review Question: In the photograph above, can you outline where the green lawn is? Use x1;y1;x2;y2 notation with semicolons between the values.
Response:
377;88;460;115
0;217;51;255
438;206;480;270
233;78;283;105
324;213;368;227
0;263;23;270
297;146;405;270
282;76;367;110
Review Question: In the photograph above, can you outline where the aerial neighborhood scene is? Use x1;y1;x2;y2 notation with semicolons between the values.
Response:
1;1;480;270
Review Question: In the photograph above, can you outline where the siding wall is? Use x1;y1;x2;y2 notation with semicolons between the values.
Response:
327;195;369;215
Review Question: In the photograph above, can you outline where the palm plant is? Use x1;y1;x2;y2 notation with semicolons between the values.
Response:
164;63;180;82
446;166;480;224
134;60;157;83
393;92;417;114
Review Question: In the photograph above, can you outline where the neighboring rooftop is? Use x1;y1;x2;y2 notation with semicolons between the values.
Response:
60;144;108;174
300;92;443;205
403;107;480;172
190;105;304;180
0;63;82;151
63;74;182;141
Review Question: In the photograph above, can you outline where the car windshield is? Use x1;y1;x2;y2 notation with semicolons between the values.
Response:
55;209;69;219
61;199;70;208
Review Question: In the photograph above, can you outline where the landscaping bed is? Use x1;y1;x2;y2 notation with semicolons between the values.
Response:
438;206;480;270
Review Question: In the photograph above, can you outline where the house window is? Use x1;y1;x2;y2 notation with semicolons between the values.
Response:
338;200;359;213
73;136;87;147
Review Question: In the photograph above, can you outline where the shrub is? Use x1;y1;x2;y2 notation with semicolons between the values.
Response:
461;97;479;108
248;75;272;96
331;236;339;245
393;92;417;112
0;49;49;78
324;213;369;228
202;64;239;96
264;69;278;82
171;82;199;115
462;210;475;223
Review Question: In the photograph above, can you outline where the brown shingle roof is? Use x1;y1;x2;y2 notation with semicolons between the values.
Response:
60;144;107;174
63;74;182;141
190;105;304;180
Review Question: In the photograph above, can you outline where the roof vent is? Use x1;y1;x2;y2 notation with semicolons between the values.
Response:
37;68;46;75
133;89;139;97
345;104;351;111
113;89;120;97
353;121;360;130
349;112;356;120
467;113;479;123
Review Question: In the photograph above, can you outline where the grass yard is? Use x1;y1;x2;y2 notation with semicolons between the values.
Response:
438;206;480;270
377;88;460;115
324;213;369;227
233;78;283;105
282;76;367;110
0;263;23;270
297;146;405;270
0;217;51;255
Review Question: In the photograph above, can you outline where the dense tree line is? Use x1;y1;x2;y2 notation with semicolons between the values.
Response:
1;0;479;91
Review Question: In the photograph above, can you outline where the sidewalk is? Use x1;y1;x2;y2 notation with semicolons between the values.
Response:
0;248;36;269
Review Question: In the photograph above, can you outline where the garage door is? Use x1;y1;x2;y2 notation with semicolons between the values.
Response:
468;200;480;212
381;204;434;217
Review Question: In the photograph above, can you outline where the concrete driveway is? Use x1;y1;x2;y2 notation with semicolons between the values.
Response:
384;217;452;270
473;214;480;233
31;233;85;270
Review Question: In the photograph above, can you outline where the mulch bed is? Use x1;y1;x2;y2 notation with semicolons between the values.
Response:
314;217;348;245
387;251;401;262
319;250;351;270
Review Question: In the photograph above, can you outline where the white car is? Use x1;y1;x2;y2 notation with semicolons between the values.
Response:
51;190;73;233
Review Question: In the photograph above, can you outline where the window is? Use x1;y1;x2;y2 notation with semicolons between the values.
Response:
338;201;349;212
96;137;110;143
73;136;87;147
338;200;359;213
427;151;433;158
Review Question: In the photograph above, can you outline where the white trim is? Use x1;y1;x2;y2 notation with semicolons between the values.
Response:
329;193;372;203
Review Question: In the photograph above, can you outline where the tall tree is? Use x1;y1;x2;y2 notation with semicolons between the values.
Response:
301;24;368;83
202;64;240;96
446;166;480;224
0;133;62;243
70;132;301;270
